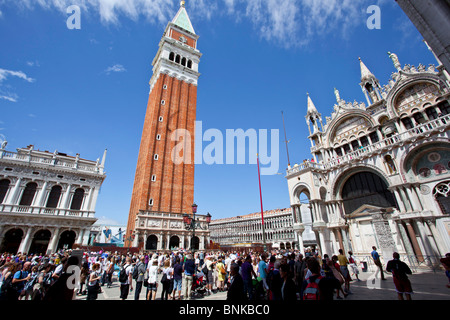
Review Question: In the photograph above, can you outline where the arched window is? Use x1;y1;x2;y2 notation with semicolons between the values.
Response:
70;188;85;210
19;182;37;206
169;52;175;61
46;185;62;208
384;155;397;174
401;117;414;130
175;55;181;64
181;57;186;67
425;107;438;120
187;60;192;69
341;172;397;214
0;179;10;204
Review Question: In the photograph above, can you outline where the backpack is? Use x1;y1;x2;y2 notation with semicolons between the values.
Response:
303;276;322;300
132;263;140;280
201;263;208;275
119;265;129;283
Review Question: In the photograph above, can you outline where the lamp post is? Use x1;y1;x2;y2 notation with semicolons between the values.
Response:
183;204;212;254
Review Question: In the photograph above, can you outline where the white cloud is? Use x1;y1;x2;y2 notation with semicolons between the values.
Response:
4;0;375;48
0;68;35;83
104;64;127;74
0;94;18;102
26;61;40;67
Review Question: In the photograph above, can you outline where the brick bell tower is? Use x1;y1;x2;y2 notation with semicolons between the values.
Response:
126;1;201;248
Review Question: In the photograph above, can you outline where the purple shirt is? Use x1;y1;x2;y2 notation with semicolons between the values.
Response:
241;261;253;282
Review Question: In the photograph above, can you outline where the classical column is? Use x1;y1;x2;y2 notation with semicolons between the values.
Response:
199;235;205;250
47;227;60;254
406;185;422;211
393;188;407;212
404;221;424;262
335;228;344;251
412;185;425;210
18;227;33;253
133;230;140;248
426;219;446;256
416;220;436;264
36;181;49;207
399;187;412;212
157;233;163;251
6;177;22;205
166;233;171;250
76;228;84;244
396;221;417;263
341;227;351;253
61;184;72;209
82;228;91;245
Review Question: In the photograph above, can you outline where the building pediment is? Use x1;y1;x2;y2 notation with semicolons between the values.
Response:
346;204;388;218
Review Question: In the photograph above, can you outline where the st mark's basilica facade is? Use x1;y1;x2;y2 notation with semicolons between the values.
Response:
286;48;450;265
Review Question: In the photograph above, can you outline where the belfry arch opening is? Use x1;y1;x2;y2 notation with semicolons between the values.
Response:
340;171;398;214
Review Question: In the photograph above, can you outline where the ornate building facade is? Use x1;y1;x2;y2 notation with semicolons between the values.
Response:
0;142;106;254
286;50;450;265
210;208;316;250
126;2;210;251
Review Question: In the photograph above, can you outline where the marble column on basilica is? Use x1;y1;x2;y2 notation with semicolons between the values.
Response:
396;221;417;264
404;220;424;262
426;219;446;256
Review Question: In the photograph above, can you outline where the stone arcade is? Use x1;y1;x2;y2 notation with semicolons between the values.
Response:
0;143;106;254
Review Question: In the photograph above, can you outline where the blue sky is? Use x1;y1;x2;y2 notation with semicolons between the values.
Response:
0;0;438;225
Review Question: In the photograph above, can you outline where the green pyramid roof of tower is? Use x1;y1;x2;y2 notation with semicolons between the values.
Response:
172;6;196;34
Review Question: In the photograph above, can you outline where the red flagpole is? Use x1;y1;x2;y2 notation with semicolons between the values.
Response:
257;153;267;249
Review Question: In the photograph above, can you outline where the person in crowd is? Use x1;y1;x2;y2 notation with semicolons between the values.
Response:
147;259;159;300
371;246;386;280
330;255;348;299
215;258;226;292
386;252;413;300
119;257;133;300
183;254;196;300
267;260;282;301
12;261;31;300
134;256;146;300
0;263;22;300
348;251;361;281
440;253;450;288
172;256;183;300
337;249;351;294
205;255;215;295
279;263;296;301
161;259;174;300
241;255;257;300
227;263;246;301
258;253;269;293
87;263;101;301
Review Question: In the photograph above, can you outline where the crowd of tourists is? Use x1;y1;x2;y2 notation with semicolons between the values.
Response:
0;247;449;301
